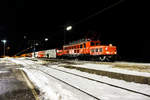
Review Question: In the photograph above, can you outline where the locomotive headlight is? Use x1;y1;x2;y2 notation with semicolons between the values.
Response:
114;52;117;54
106;51;110;54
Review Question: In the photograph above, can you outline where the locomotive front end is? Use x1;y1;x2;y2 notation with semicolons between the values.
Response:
90;43;117;61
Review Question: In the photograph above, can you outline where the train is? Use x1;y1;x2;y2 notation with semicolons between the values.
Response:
20;38;117;61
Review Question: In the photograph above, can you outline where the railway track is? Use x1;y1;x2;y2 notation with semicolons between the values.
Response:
36;69;101;100
21;60;101;100
19;59;150;99
35;58;113;65
44;65;150;97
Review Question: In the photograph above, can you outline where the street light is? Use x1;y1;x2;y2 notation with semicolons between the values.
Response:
64;25;72;44
1;40;7;57
45;38;48;42
66;25;72;31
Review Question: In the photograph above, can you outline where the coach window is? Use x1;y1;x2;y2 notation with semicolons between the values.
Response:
80;44;82;48
96;48;98;52
90;42;95;46
99;48;103;52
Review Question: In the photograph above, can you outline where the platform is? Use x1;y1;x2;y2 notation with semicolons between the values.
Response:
0;59;36;100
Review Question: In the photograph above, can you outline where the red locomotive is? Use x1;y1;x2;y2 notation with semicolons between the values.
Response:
56;39;117;61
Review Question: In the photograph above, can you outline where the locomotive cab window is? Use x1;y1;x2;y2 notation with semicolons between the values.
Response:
96;42;100;46
90;42;95;46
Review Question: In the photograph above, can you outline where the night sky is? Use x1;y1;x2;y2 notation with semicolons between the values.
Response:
0;0;150;62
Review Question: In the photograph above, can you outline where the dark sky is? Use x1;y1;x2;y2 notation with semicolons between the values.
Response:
0;0;150;62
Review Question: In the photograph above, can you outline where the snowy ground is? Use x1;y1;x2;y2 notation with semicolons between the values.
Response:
70;64;150;77
10;58;150;100
114;61;150;66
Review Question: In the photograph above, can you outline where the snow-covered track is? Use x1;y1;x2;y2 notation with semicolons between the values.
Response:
21;60;101;100
36;68;101;100
22;60;150;98
39;58;113;65
43;66;150;98
14;59;150;100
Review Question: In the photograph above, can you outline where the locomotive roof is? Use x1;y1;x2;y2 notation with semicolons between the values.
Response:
63;39;100;47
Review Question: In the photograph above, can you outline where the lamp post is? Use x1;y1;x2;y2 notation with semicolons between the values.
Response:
64;25;72;45
33;40;39;58
1;40;7;57
33;38;48;58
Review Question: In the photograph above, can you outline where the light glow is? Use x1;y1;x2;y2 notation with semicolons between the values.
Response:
66;26;72;31
1;40;7;43
45;38;48;41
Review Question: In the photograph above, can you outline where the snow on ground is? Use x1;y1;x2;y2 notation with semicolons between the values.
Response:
39;66;150;100
71;64;150;77
0;71;10;73
23;68;95;100
50;65;150;95
115;61;150;66
10;58;150;100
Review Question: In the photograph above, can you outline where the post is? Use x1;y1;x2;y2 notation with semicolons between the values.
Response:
1;40;6;57
33;40;35;58
64;30;66;45
4;43;5;57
